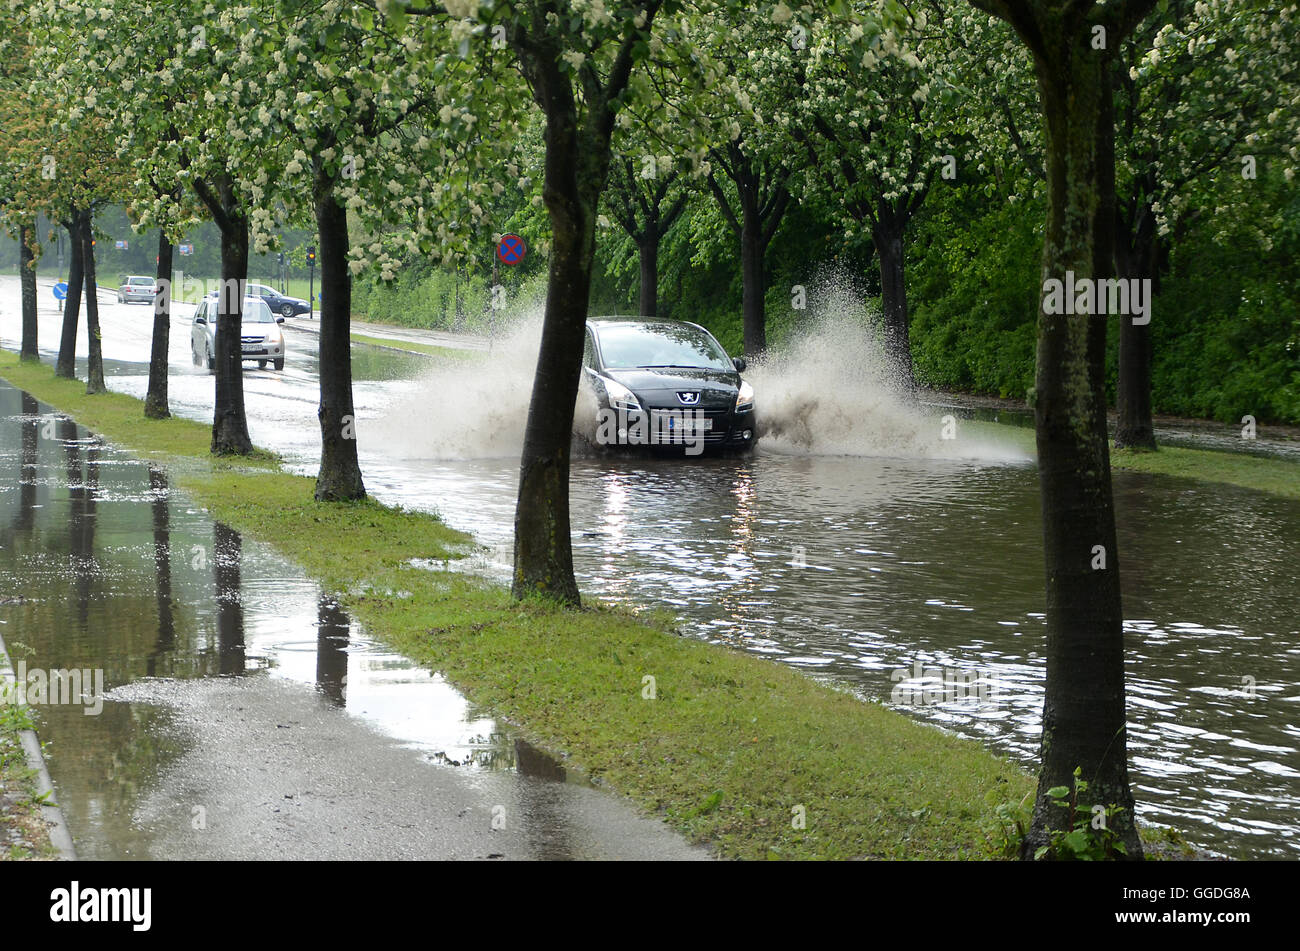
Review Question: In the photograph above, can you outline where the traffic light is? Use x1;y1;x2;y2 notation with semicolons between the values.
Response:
306;246;316;264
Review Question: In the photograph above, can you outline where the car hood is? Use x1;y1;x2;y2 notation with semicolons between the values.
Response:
604;366;739;408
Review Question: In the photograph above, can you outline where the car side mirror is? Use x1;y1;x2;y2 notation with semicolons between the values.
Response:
195;317;206;325
733;356;747;372
276;317;285;324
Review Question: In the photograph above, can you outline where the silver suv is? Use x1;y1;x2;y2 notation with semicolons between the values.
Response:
190;296;286;372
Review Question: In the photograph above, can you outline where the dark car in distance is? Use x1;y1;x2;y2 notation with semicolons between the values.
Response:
580;317;756;454
247;282;311;318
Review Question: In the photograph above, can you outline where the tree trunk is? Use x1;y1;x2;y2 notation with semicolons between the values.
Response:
80;214;106;394
145;231;173;419
56;217;84;379
873;215;914;389
512;98;595;607
1024;35;1141;860
739;190;766;356
637;233;659;318
18;225;38;362
211;216;253;455
313;184;366;501
1114;205;1158;449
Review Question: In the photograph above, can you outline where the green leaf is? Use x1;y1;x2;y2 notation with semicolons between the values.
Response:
1061;829;1091;854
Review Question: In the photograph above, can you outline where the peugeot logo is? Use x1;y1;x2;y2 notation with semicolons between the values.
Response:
677;391;700;405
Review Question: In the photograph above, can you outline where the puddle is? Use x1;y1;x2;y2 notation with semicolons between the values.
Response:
0;381;633;861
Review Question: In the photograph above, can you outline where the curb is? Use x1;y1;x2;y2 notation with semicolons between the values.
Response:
0;630;78;861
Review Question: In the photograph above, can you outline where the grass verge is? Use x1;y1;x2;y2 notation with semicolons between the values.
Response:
0;663;57;860
1110;445;1300;501
961;418;1298;501
1;349;1035;859
350;332;474;360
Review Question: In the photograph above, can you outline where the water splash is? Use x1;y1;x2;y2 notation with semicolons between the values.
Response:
750;275;1026;462
374;272;1028;463
372;304;546;461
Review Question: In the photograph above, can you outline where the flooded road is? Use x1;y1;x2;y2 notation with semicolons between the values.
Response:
2;277;1298;859
0;381;706;860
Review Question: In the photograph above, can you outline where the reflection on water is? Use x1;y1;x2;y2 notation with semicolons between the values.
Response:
0;381;583;860
316;596;350;708
379;449;1300;860
9;348;1298;859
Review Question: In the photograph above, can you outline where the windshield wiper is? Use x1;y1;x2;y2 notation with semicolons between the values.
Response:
635;364;705;369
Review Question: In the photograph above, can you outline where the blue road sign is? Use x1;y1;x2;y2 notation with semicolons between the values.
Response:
53;282;68;301
497;233;526;266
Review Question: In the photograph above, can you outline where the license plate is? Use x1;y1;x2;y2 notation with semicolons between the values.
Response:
661;414;711;433
241;344;261;353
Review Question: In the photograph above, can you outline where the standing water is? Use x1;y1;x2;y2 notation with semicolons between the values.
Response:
360;291;1300;859
19;274;1297;859
0;381;704;860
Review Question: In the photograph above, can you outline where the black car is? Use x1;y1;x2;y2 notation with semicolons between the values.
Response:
581;317;756;454
247;282;311;318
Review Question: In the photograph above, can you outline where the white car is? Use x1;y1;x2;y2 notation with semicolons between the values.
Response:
117;275;156;304
190;295;286;372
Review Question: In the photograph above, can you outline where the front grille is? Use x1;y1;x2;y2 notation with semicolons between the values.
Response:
646;407;732;444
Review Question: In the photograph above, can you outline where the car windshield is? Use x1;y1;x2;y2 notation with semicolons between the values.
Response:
596;323;731;371
205;299;274;323
245;300;274;323
128;277;153;286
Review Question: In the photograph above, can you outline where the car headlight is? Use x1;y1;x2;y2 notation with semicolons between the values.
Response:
604;377;641;412
735;379;754;413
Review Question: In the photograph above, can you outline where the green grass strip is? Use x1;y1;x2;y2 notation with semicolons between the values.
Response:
0;697;58;861
961;418;1298;500
1110;445;1300;501
349;332;474;360
1;349;1033;859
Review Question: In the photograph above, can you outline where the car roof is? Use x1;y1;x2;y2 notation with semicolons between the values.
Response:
587;316;711;335
204;290;268;300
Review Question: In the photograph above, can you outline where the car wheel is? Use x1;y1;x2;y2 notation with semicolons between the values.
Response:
258;360;267;369
273;358;285;371
206;343;215;373
281;303;294;318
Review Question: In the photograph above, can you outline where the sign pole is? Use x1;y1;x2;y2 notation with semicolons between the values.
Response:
491;239;500;350
306;246;316;319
